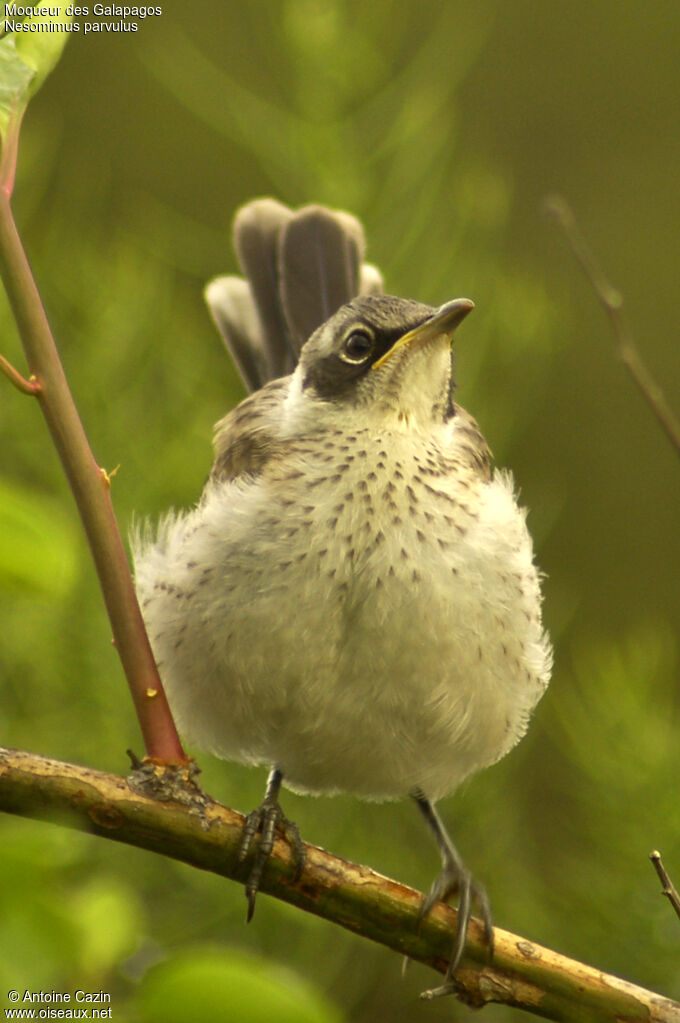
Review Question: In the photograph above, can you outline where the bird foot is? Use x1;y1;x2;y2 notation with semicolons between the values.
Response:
238;790;305;921
417;860;494;999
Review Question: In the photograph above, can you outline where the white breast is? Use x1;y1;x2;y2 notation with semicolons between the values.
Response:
134;418;551;802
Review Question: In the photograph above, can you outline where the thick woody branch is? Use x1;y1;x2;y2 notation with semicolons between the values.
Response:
0;746;678;1023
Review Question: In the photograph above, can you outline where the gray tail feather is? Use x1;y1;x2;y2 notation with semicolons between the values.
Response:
204;198;384;393
204;276;270;394
278;204;364;351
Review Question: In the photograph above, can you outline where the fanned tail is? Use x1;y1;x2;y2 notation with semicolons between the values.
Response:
204;198;384;392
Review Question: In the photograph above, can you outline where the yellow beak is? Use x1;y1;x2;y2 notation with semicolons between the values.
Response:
371;298;474;371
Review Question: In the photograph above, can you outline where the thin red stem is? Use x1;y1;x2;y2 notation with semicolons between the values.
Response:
0;351;39;393
0;188;186;762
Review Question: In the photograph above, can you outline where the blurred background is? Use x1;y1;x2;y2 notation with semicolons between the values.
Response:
1;1;678;1019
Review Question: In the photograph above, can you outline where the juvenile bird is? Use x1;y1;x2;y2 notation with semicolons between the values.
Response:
133;199;552;997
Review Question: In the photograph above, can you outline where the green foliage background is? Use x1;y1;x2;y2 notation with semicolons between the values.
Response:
1;1;678;1019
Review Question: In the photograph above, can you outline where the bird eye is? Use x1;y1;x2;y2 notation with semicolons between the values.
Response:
341;329;374;364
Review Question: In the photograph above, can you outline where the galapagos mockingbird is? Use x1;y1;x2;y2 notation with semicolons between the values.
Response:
133;199;552;998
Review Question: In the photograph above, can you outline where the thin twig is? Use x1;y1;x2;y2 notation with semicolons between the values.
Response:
545;194;680;459
650;850;680;922
0;351;39;394
0;746;679;1022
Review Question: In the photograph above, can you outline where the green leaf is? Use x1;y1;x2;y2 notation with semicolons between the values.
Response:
0;33;35;138
12;4;74;96
137;947;345;1023
0;4;73;138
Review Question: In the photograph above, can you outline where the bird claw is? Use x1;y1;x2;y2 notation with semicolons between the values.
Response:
417;861;494;998
238;795;305;921
419;980;463;1001
410;793;494;997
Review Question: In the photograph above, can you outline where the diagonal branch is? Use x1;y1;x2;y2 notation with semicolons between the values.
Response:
0;170;185;763
0;746;678;1023
545;195;680;460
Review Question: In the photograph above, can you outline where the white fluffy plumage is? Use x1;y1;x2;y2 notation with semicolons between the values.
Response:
134;334;551;802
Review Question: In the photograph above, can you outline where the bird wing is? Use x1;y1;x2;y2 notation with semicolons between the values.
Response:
210;376;291;484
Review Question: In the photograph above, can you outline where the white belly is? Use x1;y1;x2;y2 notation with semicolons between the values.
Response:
134;425;551;802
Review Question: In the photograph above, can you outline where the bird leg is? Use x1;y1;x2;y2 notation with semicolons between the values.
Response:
412;790;494;999
239;766;305;921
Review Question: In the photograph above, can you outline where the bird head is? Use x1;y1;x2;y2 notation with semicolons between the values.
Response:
291;295;474;430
